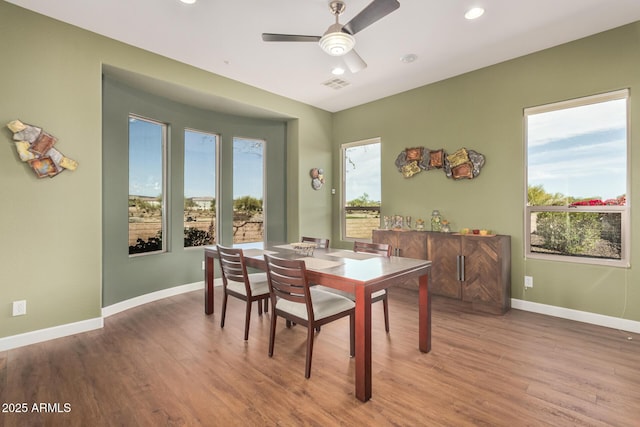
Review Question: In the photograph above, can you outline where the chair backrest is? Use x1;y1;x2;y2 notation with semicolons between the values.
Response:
353;241;392;257
301;236;330;249
264;254;313;320
216;245;251;294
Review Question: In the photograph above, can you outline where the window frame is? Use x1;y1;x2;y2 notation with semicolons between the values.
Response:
128;114;168;257
183;128;220;249
524;89;630;267
341;137;382;242
232;136;266;243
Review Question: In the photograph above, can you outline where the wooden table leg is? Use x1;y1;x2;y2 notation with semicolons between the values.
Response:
205;252;215;314
418;271;431;353
354;286;372;402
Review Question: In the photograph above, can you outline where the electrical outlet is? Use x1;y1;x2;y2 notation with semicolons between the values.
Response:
12;300;27;316
524;276;533;289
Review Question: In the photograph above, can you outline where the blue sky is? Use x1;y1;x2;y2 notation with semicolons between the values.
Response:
344;142;381;203
184;130;216;198
129;118;163;197
527;98;626;201
232;138;264;199
129;118;263;200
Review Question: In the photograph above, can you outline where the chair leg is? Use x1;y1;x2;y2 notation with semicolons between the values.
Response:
257;298;263;316
383;295;390;333
268;313;277;357
244;300;252;341
349;314;355;357
220;292;228;328
305;324;315;378
264;298;269;313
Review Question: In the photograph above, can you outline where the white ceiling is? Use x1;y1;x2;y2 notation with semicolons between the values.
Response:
8;0;640;113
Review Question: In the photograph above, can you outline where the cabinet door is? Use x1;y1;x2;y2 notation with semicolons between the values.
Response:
427;233;461;299
397;231;428;259
462;236;510;313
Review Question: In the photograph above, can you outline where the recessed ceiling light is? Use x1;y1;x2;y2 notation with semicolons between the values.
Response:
400;54;418;63
465;7;485;20
180;0;197;4
332;67;345;76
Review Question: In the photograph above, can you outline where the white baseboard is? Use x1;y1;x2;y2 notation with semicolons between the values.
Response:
511;298;640;334
0;317;104;352
3;285;637;352
102;280;212;318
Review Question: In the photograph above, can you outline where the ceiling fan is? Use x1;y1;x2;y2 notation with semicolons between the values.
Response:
262;0;400;73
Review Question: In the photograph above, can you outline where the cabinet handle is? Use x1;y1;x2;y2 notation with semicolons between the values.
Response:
460;255;465;282
456;255;461;281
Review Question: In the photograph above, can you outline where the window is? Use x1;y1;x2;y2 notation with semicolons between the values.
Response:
128;115;167;255
233;137;265;243
525;90;629;267
184;129;218;248
342;138;381;240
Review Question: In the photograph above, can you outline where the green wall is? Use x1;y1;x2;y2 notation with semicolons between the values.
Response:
0;1;332;339
332;22;640;321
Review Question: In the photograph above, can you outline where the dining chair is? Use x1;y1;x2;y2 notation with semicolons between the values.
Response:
263;254;355;379
353;241;392;332
301;236;330;249
316;241;392;333
216;244;271;341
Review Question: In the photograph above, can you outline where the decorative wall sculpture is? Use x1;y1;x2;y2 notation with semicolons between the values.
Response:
6;120;78;178
310;167;325;190
395;146;484;180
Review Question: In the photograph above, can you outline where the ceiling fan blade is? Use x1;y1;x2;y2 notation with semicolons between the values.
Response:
343;49;367;73
343;0;400;35
262;33;321;42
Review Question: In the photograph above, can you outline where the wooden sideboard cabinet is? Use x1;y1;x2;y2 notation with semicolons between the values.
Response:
373;229;511;314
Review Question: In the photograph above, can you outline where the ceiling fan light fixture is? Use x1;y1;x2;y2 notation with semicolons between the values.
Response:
319;31;355;56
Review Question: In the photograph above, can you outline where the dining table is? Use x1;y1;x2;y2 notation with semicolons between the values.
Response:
204;241;432;402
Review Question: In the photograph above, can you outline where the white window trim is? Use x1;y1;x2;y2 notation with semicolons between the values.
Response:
184;128;220;249
341;137;381;242
128;114;169;257
524;89;630;267
232;136;267;243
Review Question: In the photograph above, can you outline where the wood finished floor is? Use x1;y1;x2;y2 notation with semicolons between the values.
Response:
1;287;639;426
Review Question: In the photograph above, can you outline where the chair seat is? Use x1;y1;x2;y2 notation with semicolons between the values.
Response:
314;285;386;301
227;272;270;297
276;288;355;321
